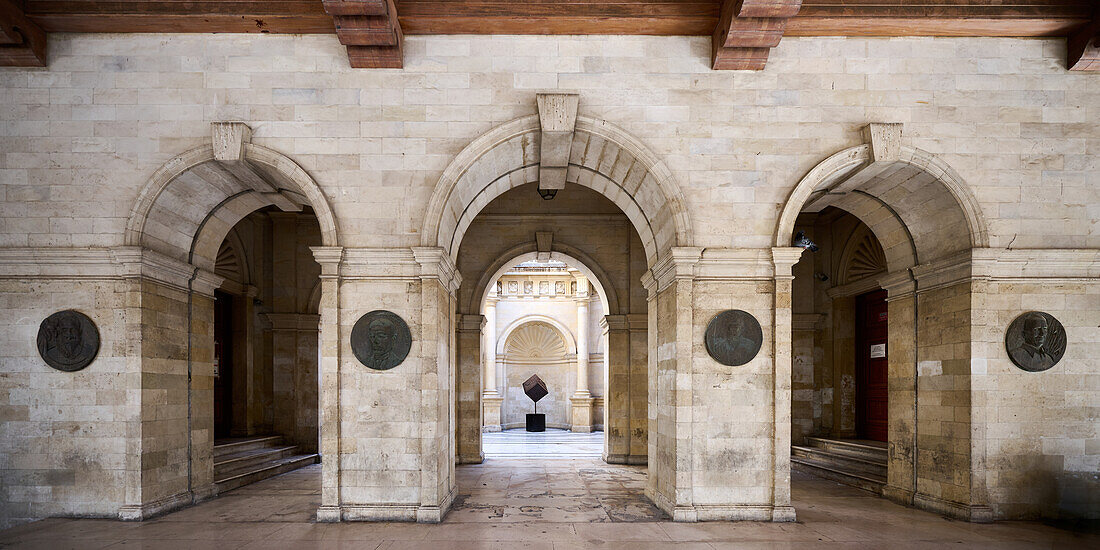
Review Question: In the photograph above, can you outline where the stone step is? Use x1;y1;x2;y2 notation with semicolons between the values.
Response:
214;453;319;494
791;445;886;473
804;437;887;464
213;435;284;460
792;454;886;496
214;445;299;479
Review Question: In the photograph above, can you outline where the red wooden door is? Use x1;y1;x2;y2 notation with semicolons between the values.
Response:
213;290;233;439
856;290;888;442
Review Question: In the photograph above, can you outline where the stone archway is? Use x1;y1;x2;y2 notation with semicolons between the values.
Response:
120;122;339;520
422;111;694;267
774;123;994;523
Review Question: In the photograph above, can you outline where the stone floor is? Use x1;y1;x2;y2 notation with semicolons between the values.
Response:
2;433;1097;548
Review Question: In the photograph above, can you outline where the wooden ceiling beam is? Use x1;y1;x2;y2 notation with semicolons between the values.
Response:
0;0;46;66
324;0;402;68
712;0;802;70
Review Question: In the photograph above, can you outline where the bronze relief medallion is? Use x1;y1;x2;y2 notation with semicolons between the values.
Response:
1005;311;1066;372
705;309;763;367
37;310;100;372
351;310;411;371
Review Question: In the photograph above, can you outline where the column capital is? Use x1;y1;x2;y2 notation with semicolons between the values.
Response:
457;314;484;333
771;247;806;278
309;246;344;277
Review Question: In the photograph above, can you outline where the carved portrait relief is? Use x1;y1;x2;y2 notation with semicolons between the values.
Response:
524;281;533;294
539;281;549;294
37;310;100;372
1005;311;1066;372
350;310;412;371
555;281;565;294
509;280;519;294
704;310;763;367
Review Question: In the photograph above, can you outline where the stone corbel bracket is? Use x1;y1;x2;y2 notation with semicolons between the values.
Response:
802;122;902;212
1068;16;1099;71
712;0;802;70
0;0;46;66
323;0;403;68
212;122;305;212
536;93;580;195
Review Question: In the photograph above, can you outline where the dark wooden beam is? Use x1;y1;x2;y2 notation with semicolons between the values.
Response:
324;0;402;68
1;0;47;66
1067;14;1099;71
713;0;801;70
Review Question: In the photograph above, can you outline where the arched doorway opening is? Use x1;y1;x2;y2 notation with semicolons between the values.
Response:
122;122;338;519
777;123;992;522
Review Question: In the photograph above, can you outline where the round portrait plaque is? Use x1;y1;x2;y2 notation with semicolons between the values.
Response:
37;310;100;372
1005;311;1066;372
705;309;763;367
350;310;412;371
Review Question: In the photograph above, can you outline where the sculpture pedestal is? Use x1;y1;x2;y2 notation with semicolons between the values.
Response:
525;413;545;432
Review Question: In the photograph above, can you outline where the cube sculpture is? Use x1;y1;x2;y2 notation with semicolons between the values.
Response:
522;374;548;432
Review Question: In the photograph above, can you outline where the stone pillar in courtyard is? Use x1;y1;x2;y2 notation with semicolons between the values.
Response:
644;247;796;522
312;247;460;523
481;297;503;432
570;277;595;432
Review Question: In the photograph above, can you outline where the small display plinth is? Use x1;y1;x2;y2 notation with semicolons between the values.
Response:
525;413;545;432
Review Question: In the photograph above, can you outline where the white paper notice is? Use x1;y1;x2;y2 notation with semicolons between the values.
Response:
870;344;886;359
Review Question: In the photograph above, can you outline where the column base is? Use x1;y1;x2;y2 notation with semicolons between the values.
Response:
569;394;595;433
482;394;503;432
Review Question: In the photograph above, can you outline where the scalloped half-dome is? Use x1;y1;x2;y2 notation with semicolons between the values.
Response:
505;322;567;359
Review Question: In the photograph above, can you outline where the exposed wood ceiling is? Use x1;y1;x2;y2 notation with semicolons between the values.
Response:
2;0;1097;70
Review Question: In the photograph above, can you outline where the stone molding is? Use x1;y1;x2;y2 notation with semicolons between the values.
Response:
825;274;882;299
644;246;702;294
307;246;462;293
457;314;484;333
118;490;194;522
792;313;825;331
264;313;321;331
0;246;224;296
698;247;785;281
770;247;806;279
971;247;1100;281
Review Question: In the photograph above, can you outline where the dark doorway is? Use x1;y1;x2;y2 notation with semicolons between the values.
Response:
213;290;234;439
855;290;888;442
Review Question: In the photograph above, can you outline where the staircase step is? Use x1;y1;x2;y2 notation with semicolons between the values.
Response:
792;445;887;472
805;437;887;463
214;453;319;494
792;455;886;496
213;436;284;459
214;445;299;478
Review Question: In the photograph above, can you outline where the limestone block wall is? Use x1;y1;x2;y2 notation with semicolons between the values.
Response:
972;277;1100;520
0;278;138;530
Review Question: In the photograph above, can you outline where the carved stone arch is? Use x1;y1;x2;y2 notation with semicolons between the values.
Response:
776;142;989;267
837;223;888;286
469;242;619;315
422;113;693;268
497;314;577;356
126;140;339;273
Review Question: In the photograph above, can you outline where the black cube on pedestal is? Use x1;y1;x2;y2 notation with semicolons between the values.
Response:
525;413;545;432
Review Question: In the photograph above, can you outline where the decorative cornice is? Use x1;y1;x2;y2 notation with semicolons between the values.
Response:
264;313;321;331
457;314;485;332
0;246;223;295
971;248;1100;281
645;246;702;293
771;247;806;279
695;248;779;281
911;249;973;293
878;268;916;300
413;246;463;294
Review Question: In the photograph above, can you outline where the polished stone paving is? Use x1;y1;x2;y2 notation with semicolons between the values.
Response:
2;451;1097;548
482;428;603;459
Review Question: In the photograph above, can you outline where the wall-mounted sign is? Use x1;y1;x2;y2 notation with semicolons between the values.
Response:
37;310;100;372
870;344;886;359
350;310;412;371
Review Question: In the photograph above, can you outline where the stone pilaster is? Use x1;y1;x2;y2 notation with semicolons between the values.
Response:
456;313;484;463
